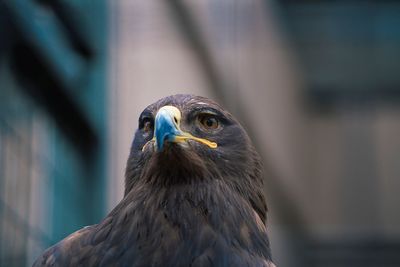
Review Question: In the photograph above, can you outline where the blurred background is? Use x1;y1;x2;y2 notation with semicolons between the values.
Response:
1;0;400;266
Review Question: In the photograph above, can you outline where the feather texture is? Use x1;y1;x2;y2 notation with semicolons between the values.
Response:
33;95;275;267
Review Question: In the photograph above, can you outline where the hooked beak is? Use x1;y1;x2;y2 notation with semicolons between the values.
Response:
142;105;217;151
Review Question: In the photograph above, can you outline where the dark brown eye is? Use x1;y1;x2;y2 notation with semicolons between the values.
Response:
142;118;153;133
198;114;219;130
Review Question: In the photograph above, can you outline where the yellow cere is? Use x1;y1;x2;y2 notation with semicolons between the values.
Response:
141;134;217;151
174;134;217;149
160;106;182;125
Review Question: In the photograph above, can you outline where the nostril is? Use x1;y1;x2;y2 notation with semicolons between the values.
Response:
174;117;178;124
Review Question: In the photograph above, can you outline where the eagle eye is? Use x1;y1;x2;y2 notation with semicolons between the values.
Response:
198;114;220;130
141;117;154;133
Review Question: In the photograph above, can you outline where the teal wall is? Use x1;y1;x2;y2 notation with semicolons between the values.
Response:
0;0;108;265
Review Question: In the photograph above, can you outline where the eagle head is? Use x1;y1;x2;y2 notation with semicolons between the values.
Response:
124;94;266;220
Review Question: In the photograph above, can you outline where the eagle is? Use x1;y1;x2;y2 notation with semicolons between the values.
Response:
33;94;275;267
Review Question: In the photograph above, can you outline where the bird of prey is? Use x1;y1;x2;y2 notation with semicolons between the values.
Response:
33;94;275;267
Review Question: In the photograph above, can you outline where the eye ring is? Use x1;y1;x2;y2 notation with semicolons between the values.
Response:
198;114;220;130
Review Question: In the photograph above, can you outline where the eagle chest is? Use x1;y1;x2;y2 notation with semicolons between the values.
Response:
106;186;260;267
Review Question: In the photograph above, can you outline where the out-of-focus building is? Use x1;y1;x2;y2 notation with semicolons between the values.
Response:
1;1;400;266
0;1;108;266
